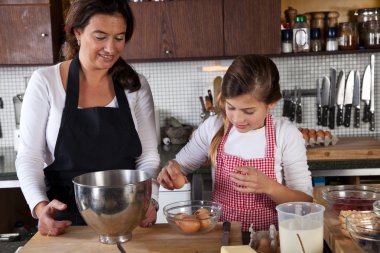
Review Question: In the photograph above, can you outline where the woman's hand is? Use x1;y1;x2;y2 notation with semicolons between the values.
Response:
139;202;157;228
230;166;276;194
157;160;187;190
35;200;72;236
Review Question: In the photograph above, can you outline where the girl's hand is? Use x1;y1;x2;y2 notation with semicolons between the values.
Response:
230;166;275;194
36;200;72;236
139;202;157;228
157;160;187;190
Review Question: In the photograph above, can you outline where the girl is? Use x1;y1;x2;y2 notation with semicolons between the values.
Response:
158;54;313;238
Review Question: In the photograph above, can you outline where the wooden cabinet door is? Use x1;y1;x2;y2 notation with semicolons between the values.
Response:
124;0;224;61
224;0;281;56
0;5;54;64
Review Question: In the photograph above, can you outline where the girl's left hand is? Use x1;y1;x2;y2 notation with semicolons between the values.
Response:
139;202;157;228
230;166;274;194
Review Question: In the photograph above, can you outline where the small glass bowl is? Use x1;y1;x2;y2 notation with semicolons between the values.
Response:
373;200;380;216
322;185;380;215
163;200;222;235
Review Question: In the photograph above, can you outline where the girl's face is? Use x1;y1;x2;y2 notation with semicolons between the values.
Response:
74;13;127;70
225;93;276;133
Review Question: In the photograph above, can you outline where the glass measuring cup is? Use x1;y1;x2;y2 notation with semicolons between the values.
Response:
276;202;325;253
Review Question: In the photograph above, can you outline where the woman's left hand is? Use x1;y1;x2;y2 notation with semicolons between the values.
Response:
139;202;157;228
230;166;275;194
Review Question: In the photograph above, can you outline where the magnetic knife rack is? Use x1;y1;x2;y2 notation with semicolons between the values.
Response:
282;88;317;97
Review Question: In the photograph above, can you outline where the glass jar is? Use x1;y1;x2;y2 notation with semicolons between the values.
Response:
326;27;338;51
281;29;293;53
354;8;380;48
338;22;358;50
364;20;380;49
310;28;322;52
293;15;310;53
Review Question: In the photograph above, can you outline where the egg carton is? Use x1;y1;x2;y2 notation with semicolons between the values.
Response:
299;128;339;148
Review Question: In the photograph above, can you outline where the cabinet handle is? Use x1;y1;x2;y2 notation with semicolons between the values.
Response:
165;49;171;55
41;33;48;37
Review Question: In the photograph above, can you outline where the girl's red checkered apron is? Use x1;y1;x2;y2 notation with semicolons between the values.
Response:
212;114;278;231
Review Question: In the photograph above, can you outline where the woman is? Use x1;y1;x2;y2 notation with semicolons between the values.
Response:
16;0;160;236
158;54;313;241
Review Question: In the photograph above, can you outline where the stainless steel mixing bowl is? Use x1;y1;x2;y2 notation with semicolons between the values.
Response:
72;170;152;244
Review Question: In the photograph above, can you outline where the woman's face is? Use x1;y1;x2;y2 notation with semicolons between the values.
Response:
74;13;127;70
225;93;275;133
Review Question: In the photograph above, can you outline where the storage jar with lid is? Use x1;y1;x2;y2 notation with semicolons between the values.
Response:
281;29;293;53
310;28;322;52
364;20;380;49
338;22;358;50
293;15;310;53
326;27;338;51
354;8;380;48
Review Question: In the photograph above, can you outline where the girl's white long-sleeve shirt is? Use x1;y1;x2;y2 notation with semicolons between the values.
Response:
176;115;313;196
15;63;160;217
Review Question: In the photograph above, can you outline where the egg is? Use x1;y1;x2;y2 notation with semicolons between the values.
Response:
172;174;186;189
194;208;211;230
257;238;272;253
175;214;201;233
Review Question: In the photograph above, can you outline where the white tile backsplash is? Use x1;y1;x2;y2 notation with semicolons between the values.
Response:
0;52;378;149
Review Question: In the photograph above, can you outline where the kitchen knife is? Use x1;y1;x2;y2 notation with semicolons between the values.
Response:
221;221;231;246
329;68;337;129
362;64;371;123
296;87;302;123
353;70;361;128
208;89;213;105
282;90;290;118
370;54;375;131
336;70;345;126
316;79;322;125
344;70;355;128
321;76;330;127
289;87;297;121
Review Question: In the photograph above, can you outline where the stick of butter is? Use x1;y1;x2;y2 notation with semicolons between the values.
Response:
221;246;257;253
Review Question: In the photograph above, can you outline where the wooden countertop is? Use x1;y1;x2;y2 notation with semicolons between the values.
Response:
19;222;242;253
307;137;380;161
313;187;364;253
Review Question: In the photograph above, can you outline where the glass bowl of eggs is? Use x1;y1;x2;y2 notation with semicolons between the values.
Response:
163;200;222;234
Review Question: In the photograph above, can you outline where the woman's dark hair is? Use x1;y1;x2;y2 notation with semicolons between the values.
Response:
65;0;140;91
209;54;282;165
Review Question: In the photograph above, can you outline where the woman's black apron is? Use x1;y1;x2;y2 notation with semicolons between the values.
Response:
44;56;142;225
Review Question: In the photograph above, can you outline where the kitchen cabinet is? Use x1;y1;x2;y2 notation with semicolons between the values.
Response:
0;0;63;65
224;0;281;56
124;0;224;61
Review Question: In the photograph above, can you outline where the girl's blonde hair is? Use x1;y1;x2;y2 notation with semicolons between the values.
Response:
209;54;282;165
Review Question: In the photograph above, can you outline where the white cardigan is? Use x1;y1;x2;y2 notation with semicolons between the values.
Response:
16;63;160;217
176;115;313;196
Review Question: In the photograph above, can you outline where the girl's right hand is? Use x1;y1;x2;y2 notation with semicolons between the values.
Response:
35;199;72;236
157;160;187;190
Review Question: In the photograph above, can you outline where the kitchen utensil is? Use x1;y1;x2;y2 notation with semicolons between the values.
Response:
321;76;330;126
289;87;297;122
213;76;222;105
207;89;213;105
276;202;325;253
199;96;207;120
117;242;127;253
282;90;291;118
344;70;355;127
72;170;152;244
13;93;24;129
362;64;371;122
353;71;361;128
295;87;302;123
346;211;380;253
370;54;375;131
322;185;380;215
316;79;322;125
163;200;222;235
329;68;337;129
221;221;231;246
336;70;345;126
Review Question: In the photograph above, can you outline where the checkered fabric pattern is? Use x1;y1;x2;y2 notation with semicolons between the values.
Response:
212;114;278;231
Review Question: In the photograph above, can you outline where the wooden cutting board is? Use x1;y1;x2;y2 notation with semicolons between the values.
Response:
19;222;242;253
307;137;380;161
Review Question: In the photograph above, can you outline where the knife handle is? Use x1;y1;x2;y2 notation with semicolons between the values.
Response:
337;107;344;126
328;107;335;129
354;107;360;128
322;106;329;126
223;221;231;232
363;103;370;122
344;104;352;127
296;104;302;123
282;100;289;117
317;105;322;125
369;112;375;131
289;102;295;121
